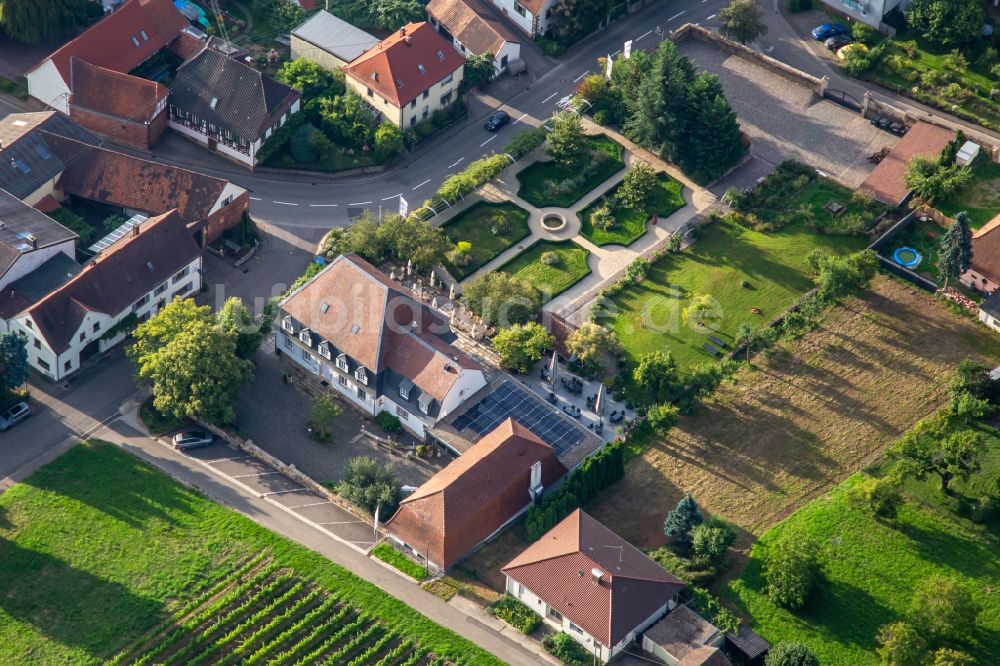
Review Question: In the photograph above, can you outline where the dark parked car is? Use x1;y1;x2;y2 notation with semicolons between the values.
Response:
825;34;852;51
0;401;31;431
172;430;214;451
484;110;510;132
811;23;847;40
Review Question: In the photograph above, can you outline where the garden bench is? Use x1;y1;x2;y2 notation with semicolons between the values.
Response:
709;335;728;349
702;343;721;356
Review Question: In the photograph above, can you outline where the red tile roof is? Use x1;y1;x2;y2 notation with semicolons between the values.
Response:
342;22;465;108
970;219;1000;285
427;0;519;56
36;0;189;82
503;509;684;647
386;418;566;569
69;58;167;122
24;210;200;353
860;122;955;206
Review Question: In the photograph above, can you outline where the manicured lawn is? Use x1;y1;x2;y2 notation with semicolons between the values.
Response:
498;240;591;298
888;215;945;283
578;171;686;247
516;134;625;208
440;201;532;280
605;217;868;368
727;436;1000;665
262;143;377;173
937;158;1000;230
0;441;502;666
371;543;428;581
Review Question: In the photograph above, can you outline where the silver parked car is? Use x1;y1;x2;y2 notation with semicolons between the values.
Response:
172;430;214;451
0;401;31;431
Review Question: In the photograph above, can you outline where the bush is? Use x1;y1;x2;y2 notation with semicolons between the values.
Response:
370;543;427;581
374;411;402;434
290;123;330;163
487;595;541;634
540;250;561;266
490;213;510;235
909;574;979;642
847;475;903;520
691;518;736;562
504;128;547;159
49;208;94;248
542;632;591;666
647;402;679;433
763;537;821;609
336;456;401;516
765;642;819;666
373;122;404;162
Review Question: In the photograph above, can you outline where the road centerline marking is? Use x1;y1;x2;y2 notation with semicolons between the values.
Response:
479;135;497;147
668;10;685;21
381;193;402;200
348;200;373;205
273;200;298;206
309;203;338;207
449;157;465;168
542;91;558;103
412;179;431;190
573;70;590;82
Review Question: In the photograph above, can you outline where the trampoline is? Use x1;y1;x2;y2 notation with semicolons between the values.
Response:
892;247;922;268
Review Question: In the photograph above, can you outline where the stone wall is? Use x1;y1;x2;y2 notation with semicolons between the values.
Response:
205;191;250;243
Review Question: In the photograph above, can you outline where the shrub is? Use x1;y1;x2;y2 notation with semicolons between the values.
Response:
540;250;562;267
373;122;404;162
909;575;979;642
542;632;591;666
374;411;402;434
589;203;616;231
851;21;878;45
504;127;547;159
876;622;927;666
763;537;821;609
647;402;679;433
487;595;541;634
449;241;474;267
370;543;427;581
846;475;903;520
617;163;658;209
691;518;736;562
490;213;510;235
765;642;819;666
336;456;401;516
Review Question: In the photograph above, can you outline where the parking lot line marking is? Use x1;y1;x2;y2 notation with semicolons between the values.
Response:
668;10;685;21
412;179;431;190
231;471;283;479
542;91;558;103
262;488;310;497
203;455;253;463
309;203;338;207
513;112;528;124
479;135;497;147
273;201;298;206
573;71;590;82
288;501;330;509
636;30;652;40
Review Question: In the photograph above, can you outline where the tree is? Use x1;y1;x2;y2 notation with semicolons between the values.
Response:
132;317;253;425
815;250;879;302
0;0;88;44
682;293;719;330
625;40;695;162
929;648;975;666
847;476;903;520
49;208;95;248
876;622;927;666
616;164;659;210
492;323;554;374
691;518;736;562
904;157;972;204
307;393;342;442
129;298;213;361
367;0;424;30
719;0;768;45
216;297;272;360
633;350;681;403
765;642;820;666
950;358;1000;408
937;212;973;289
0;331;28;392
892;425;986;493
663;493;703;550
647;402;680;433
318;91;376;150
546;111;588;167
102;214;127;233
337;456;402;516
462;272;541;326
763;537;820;609
565;323;618;376
373;122;404;162
906;0;985;48
275;58;344;99
462;52;496;91
680;73;746;185
909;574;979;642
290;124;331;163
374;214;450;271
736;322;775;364
549;0;605;43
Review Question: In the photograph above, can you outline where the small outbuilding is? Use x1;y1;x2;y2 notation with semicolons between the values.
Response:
642;605;730;666
290;10;379;71
955;140;981;167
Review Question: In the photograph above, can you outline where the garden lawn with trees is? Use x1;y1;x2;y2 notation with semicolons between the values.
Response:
936;158;1000;230
0;441;502;666
727;432;1000;665
516;134;625;208
497;240;591;298
578;170;685;246
604;217;868;368
440;201;532;279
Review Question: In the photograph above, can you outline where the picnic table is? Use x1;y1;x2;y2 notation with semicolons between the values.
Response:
702;343;721;356
708;335;728;349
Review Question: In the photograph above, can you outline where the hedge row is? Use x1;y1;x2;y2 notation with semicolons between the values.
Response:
486;595;541;634
524;441;625;541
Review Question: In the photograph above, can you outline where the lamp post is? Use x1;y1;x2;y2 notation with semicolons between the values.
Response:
655;25;663;43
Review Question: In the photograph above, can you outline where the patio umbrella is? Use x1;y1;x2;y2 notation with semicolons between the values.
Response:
594;383;606;416
548;352;558;387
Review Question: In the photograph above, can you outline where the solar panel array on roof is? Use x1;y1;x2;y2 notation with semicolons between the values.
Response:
88;213;148;254
452;380;585;456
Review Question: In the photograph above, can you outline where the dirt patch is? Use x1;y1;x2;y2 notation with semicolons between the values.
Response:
588;276;1000;547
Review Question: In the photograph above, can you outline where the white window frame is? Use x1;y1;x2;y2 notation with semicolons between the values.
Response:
336;355;349;373
282;316;294;334
318;341;331;359
299;328;312;346
354;367;368;385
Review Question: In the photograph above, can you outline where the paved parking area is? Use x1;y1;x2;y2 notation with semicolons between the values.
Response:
679;39;898;189
181;442;379;551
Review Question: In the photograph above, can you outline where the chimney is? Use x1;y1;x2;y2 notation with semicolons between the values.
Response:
591;568;603;584
132;223;140;237
400;26;406;37
26;234;37;249
404;35;412;46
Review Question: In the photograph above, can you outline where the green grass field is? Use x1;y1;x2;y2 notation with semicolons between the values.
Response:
605;217;868;368
0;441;502;666
516;135;625;208
440;201;532;280
498;240;591;298
728;433;1000;665
937;159;1000;230
889;215;945;283
578;171;685;247
371;543;428;582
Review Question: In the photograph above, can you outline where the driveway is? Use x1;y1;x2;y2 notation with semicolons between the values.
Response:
678;38;898;189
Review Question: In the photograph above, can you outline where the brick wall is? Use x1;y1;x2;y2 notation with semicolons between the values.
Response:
205;191;250;243
69;106;166;150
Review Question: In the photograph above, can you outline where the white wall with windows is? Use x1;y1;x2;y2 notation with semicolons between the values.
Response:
818;0;910;28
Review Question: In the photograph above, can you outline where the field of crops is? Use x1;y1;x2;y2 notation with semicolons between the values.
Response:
108;553;435;666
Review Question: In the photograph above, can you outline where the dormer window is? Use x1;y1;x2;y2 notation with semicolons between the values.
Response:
417;64;426;74
336;354;349;372
355;367;368;385
418;393;433;415
371;72;378;81
399;378;413;401
318;341;331;359
281;316;295;334
131;35;140;47
299;328;312;346
436;49;445;61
